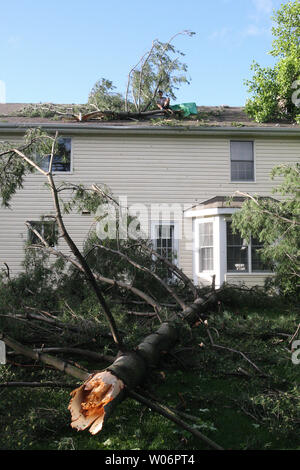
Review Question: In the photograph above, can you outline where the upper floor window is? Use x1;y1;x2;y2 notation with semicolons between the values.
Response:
36;137;71;173
230;141;254;182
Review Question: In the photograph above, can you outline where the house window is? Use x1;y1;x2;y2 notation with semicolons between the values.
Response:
153;223;177;263
199;222;214;271
28;221;57;247
36;137;71;172
251;236;270;272
152;222;179;279
226;222;248;272
230;141;254;181
226;222;270;273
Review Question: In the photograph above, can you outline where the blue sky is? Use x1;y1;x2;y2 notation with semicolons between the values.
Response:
0;0;289;106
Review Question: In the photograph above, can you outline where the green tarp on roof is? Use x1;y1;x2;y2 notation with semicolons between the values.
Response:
170;102;198;117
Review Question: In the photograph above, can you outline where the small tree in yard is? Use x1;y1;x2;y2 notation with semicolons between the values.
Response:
245;1;300;123
232;163;300;299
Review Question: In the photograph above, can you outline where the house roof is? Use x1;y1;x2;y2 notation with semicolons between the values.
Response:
0;103;299;135
198;196;247;208
185;195;279;213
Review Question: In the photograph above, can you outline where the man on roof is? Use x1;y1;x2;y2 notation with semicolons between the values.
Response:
156;90;173;113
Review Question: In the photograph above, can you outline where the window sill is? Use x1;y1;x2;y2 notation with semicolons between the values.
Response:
229;180;256;184
226;272;274;275
33;171;73;176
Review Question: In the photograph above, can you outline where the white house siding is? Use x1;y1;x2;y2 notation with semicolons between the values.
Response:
0;131;299;280
225;274;275;288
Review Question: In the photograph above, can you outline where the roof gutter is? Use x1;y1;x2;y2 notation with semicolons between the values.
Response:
0;122;299;137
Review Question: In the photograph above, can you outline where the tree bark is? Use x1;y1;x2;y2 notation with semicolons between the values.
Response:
68;321;178;434
0;320;222;449
68;292;217;434
2;292;218;436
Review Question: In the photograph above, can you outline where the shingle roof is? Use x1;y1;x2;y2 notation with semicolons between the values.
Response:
0;103;299;129
184;195;279;213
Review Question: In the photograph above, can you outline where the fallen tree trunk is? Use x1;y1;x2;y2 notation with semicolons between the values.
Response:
75;109;182;121
24;220;219;437
1;292;218;439
0;322;223;450
16;104;182;122
68;322;178;434
68;292;217;434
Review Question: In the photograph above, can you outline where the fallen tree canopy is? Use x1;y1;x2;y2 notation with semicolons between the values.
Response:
0;290;224;450
4;31;196;123
1;283;299;451
9;103;184;122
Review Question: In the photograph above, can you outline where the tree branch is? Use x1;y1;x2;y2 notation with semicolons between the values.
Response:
128;389;224;450
235;191;300;226
95;243;187;310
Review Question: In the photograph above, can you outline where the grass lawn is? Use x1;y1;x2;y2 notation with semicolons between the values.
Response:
0;305;299;451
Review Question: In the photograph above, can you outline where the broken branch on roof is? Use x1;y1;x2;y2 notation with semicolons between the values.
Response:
11;103;182;122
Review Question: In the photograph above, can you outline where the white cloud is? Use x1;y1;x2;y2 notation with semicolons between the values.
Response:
208;27;231;41
252;0;273;14
242;0;274;38
7;35;21;48
243;24;271;36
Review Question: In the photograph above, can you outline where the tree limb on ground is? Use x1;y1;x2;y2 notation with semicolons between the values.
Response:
0;321;223;450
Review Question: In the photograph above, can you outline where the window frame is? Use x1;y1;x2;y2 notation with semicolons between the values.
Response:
226;220;273;274
27;220;58;247
198;220;214;273
194;217;215;276
229;140;256;183
226;220;249;273
150;220;179;267
35;136;73;174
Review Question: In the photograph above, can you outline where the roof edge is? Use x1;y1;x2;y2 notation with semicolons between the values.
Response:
0;122;299;137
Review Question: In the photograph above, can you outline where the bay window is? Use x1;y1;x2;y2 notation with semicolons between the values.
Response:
226;221;271;273
199;222;214;271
